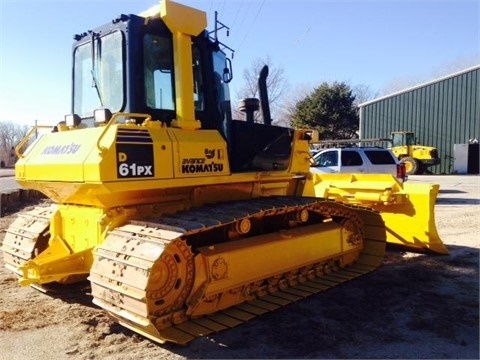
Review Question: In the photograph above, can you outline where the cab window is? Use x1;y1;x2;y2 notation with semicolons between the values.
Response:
143;34;174;110
192;47;204;111
73;31;124;118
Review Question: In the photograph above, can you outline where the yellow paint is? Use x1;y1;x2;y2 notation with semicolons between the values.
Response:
161;0;206;130
169;128;230;177
17;204;137;285
188;221;352;316
304;173;448;254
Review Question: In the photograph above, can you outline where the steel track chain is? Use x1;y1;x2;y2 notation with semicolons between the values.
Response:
89;197;386;344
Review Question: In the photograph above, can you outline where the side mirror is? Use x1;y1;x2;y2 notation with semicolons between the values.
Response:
223;58;233;83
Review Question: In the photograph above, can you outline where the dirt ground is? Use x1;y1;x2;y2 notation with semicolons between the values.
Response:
0;175;478;359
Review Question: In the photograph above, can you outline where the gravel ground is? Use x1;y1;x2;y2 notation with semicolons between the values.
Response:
0;175;478;359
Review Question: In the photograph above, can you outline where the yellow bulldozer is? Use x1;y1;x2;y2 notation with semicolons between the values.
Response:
2;0;447;345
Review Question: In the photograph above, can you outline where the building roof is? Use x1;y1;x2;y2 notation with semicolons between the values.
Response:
358;64;480;108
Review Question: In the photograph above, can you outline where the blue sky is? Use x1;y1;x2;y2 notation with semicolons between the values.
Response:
0;0;478;126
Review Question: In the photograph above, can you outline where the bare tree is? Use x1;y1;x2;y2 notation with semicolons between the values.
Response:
0;121;29;167
274;83;313;127
274;83;377;128
431;54;480;78
381;54;479;95
232;56;290;123
352;84;379;107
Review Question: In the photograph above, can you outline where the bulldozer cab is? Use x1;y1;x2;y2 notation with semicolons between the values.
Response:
68;5;294;173
71;12;232;132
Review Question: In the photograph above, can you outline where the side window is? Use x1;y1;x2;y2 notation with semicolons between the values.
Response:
315;151;338;166
341;151;363;166
212;52;231;105
143;34;174;110
365;150;396;164
212;51;232;138
192;47;204;111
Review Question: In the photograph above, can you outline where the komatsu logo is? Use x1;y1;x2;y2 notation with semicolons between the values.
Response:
41;143;81;155
181;158;224;174
205;148;215;159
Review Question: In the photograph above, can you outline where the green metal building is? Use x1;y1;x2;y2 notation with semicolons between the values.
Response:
359;65;479;174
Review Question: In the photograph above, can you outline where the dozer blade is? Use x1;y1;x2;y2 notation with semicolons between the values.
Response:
377;182;447;254
304;173;448;255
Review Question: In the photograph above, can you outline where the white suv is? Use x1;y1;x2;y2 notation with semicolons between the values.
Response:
310;147;407;182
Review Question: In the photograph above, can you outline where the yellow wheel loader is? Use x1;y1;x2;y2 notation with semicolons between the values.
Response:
1;0;447;345
390;131;441;175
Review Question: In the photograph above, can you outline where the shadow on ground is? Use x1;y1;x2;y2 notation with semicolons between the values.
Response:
157;244;479;359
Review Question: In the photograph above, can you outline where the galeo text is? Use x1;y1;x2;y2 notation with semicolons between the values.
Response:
41;143;81;155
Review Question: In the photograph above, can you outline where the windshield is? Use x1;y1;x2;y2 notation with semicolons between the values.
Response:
73;31;124;118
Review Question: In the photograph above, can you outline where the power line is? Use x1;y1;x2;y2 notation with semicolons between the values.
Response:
235;0;266;52
218;0;226;15
230;0;246;29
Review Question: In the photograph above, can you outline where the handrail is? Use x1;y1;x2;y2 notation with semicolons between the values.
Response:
96;112;152;152
15;125;54;159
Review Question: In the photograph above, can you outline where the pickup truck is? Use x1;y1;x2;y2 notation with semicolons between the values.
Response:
310;147;407;182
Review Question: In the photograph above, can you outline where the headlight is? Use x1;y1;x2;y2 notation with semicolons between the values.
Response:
94;108;113;123
64;114;82;127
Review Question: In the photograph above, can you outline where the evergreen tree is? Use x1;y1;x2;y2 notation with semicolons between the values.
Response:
291;82;359;139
